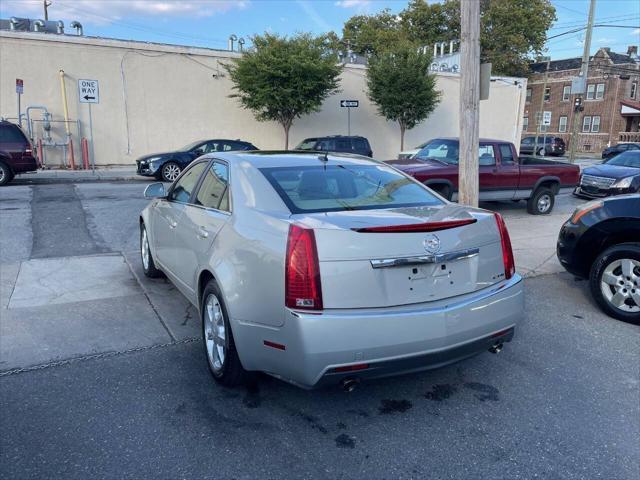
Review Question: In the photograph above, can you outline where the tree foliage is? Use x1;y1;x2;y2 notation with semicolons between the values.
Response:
224;33;342;149
366;46;441;150
342;0;556;76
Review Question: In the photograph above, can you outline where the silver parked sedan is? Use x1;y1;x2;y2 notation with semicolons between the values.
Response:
140;152;524;389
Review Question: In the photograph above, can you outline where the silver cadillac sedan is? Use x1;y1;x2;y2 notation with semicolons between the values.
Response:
140;152;524;389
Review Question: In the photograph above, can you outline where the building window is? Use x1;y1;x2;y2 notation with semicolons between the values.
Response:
586;84;595;100
523;117;529;130
595;83;605;99
582;115;592;132
631;82;637;99
562;85;571;101
544;87;550;102
526;88;532;103
591;115;601;133
559;116;568;133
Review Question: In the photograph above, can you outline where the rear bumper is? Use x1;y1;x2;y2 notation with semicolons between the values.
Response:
237;275;524;388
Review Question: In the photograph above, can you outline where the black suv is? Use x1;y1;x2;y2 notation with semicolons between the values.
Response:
557;194;640;323
295;136;373;157
520;136;566;157
0;120;38;186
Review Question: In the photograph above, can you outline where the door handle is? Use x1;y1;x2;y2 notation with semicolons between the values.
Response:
197;226;209;239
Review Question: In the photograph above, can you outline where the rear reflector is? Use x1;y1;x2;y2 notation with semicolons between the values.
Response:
263;340;286;351
352;218;477;233
285;224;323;310
494;213;515;280
333;363;369;373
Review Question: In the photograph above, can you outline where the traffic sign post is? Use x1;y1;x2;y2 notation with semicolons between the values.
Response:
340;100;359;135
78;79;100;171
16;79;23;126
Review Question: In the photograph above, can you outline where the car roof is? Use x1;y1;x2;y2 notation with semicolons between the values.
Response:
203;150;377;168
436;136;511;143
301;135;368;140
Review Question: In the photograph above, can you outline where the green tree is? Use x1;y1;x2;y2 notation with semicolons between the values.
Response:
342;0;556;76
224;33;342;149
366;46;441;151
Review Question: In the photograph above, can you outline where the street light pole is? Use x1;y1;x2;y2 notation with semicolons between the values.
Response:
44;0;51;21
459;0;480;207
568;0;596;163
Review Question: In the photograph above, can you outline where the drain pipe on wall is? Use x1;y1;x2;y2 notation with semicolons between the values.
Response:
58;69;75;170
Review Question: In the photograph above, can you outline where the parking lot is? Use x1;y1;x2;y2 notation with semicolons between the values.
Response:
1;178;639;479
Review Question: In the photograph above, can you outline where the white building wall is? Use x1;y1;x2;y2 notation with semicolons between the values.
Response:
1;31;525;166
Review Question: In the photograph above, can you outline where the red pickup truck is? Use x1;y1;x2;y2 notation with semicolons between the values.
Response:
388;137;580;215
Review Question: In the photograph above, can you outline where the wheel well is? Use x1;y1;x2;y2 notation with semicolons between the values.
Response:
576;224;640;274
536;180;560;194
0;156;13;173
198;270;215;306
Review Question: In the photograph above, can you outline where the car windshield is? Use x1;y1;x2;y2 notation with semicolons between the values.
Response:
605;151;640;168
260;164;443;214
414;139;460;164
180;140;204;152
296;140;318;150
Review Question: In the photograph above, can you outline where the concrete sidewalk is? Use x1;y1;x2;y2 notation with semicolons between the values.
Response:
15;166;148;184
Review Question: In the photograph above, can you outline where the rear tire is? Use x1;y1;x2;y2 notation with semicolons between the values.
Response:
589;244;640;324
140;223;163;278
537;147;546;157
201;279;248;387
0;161;13;186
527;187;554;215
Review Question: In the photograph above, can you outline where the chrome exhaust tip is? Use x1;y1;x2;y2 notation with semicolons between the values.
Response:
341;378;359;392
488;343;503;354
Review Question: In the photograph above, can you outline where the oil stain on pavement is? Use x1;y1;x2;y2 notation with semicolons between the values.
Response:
378;399;413;414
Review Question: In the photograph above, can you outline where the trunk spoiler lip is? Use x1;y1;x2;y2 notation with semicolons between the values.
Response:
351;218;477;233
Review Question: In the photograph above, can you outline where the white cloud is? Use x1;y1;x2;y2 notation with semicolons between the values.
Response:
631;28;640;36
0;0;249;25
334;0;371;8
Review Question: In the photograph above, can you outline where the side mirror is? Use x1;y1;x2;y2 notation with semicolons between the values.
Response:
144;182;166;199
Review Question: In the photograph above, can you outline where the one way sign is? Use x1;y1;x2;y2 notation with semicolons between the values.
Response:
78;79;100;104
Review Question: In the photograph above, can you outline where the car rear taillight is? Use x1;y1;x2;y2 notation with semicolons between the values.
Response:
494;213;515;280
285;224;323;310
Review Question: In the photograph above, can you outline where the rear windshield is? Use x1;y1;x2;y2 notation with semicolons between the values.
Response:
260;164;443;214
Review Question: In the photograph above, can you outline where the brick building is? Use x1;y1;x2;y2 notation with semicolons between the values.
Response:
524;46;639;153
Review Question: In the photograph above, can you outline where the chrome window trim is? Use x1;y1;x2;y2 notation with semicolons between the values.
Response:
370;248;480;269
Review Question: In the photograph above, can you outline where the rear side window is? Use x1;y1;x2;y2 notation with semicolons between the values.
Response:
195;162;230;211
168;162;207;203
335;139;351;151
0;125;27;143
499;145;515;164
317;139;335;151
260;164;443;214
353;138;368;151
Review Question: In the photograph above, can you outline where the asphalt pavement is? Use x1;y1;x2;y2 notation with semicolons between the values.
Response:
0;179;638;480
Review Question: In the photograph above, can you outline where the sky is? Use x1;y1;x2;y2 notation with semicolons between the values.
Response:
0;0;638;60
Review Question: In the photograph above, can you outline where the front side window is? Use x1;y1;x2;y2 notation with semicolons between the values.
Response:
582;116;592;132
500;144;515;164
591;115;601;133
168;161;207;203
559;116;568;133
195;162;230;211
478;145;496;166
586;84;595;100
562;85;571;101
595;83;605;99
296;139;318;151
260;164;442;214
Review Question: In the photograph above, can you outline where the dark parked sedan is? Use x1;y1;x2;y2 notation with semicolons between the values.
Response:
601;142;639;160
574;151;640;199
0;120;38;186
295;136;373;157
557;194;640;324
136;139;257;182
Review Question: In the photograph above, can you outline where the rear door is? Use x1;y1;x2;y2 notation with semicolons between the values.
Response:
173;161;231;293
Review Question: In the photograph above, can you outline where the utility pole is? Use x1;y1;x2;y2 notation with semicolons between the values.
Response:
568;0;596;163
44;1;51;21
459;0;480;207
533;59;550;156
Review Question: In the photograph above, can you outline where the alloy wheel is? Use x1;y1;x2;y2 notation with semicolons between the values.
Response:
600;258;640;313
141;228;150;270
162;164;181;182
204;293;226;372
537;194;552;213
